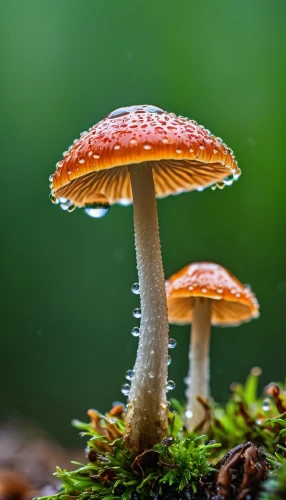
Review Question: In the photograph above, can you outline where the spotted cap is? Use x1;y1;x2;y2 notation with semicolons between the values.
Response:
166;262;259;327
49;105;241;207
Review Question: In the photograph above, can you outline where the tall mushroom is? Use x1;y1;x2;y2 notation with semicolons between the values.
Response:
49;105;241;455
166;262;259;431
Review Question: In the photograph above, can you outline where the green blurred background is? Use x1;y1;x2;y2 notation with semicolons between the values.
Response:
2;0;286;447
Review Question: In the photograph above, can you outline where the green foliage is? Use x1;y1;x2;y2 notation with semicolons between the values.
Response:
260;453;286;500
171;371;286;457
36;415;219;500
36;373;286;499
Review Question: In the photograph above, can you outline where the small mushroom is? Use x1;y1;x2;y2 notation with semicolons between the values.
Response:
50;106;241;455
166;262;259;431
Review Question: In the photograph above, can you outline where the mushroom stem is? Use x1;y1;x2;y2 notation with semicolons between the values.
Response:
125;163;169;455
186;297;211;431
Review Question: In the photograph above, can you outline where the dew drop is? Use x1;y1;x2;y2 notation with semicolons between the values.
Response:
223;176;234;187
59;197;74;211
114;144;121;150
79;158;85;164
213;149;218;154
189;148;194;153
84;203;110;218
168;338;177;349
131;326;140;337
133;308;141;319
184;376;190;385
149;372;154;378
167;355;172;366
167;380;176;391
49;174;54;182
262;398;271;412
93;153;100;159
162;137;169;144
131;283;140;295
176;148;182;154
185;410;193;419
199;145;205;150
121;383;130;396
130;138;138;146
143;144;152;150
233;168;242;180
201;287;207;293
125;369;134;381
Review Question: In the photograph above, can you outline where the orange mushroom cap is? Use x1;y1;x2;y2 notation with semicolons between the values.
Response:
50;105;240;206
166;262;259;327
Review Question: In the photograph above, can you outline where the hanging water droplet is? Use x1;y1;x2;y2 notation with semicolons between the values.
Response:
185;410;193;419
131;326;140;337
49;174;54;182
167;380;176;391
59;197;74;211
121;383;130;396
149;372;154;378
184;376;190;385
125;369;134;381
133;308;141;319
167;355;172;366
262;398;271;412
223;176;233;187
84;203;110;218
168;338;177;349
131;283;140;295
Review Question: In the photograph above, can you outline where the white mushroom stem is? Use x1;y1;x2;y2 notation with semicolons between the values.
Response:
186;297;211;431
125;163;169;455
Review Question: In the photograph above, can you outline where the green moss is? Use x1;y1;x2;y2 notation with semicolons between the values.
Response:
36;372;286;499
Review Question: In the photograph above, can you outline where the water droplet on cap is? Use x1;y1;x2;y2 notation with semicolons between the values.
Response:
59;197;74;211
84;203;110;218
149;372;154;378
167;355;172;366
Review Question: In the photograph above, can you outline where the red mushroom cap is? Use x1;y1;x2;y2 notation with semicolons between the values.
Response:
166;262;259;327
50;105;240;207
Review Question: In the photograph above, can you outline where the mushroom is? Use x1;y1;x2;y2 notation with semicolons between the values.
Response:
166;262;259;431
49;105;241;455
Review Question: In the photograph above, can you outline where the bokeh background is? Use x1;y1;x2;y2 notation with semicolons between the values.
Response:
2;0;286;447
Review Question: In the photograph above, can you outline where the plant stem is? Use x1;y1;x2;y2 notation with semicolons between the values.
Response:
125;163;169;455
186;297;211;431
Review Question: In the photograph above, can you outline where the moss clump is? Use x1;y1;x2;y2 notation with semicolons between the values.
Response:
36;372;286;499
